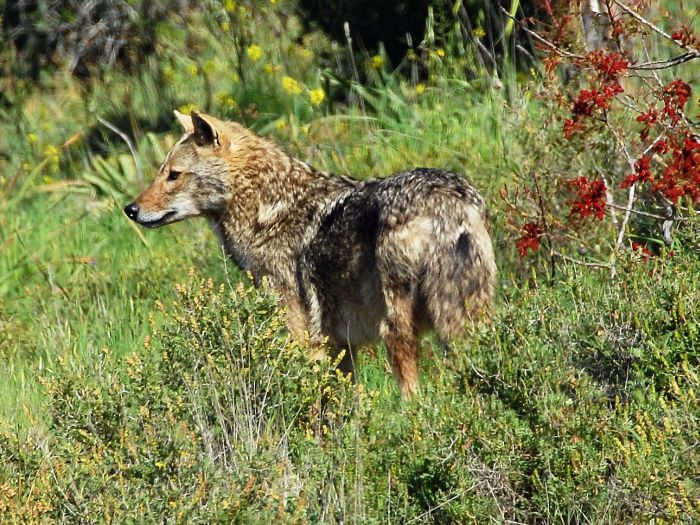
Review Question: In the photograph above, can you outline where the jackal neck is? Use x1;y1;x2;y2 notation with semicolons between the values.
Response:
210;146;355;286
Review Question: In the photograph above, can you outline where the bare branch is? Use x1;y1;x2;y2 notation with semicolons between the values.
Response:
95;114;143;184
612;0;690;48
629;52;700;71
601;121;638;250
616;184;636;249
606;203;685;222
553;251;612;269
499;6;583;60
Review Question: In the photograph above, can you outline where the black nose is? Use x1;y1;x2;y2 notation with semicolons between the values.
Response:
124;203;139;221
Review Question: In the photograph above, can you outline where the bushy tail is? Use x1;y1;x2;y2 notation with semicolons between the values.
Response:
421;212;496;339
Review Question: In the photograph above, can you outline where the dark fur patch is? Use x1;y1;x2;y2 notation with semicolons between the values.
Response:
294;256;310;311
456;232;472;259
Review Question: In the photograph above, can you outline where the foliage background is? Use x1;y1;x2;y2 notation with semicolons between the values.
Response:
0;0;699;522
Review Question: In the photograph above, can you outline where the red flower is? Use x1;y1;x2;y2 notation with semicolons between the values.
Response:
662;79;691;124
516;222;543;258
631;242;652;259
563;56;626;139
653;140;670;155
586;50;628;81
570;176;607;220
670;26;698;47
564;118;583;139
651;134;700;203
572;89;599;117
636;109;658;126
622;155;654;188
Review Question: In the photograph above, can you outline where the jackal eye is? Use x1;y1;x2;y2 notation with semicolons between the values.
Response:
167;170;181;181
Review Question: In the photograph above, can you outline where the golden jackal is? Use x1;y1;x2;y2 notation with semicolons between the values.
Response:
125;111;496;398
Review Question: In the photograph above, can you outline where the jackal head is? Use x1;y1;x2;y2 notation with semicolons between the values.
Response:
124;110;247;228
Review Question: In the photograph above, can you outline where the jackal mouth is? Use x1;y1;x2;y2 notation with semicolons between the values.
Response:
139;210;177;228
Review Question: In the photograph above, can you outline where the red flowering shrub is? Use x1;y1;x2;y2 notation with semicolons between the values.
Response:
564;51;627;138
508;2;699;272
650;135;700;203
661;79;691;124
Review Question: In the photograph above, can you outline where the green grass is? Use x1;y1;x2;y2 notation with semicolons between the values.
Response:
1;1;699;523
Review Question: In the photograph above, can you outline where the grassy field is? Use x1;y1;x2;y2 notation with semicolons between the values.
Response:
1;2;699;523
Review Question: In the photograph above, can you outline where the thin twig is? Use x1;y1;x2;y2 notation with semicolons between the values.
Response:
95;114;143;184
343;22;366;116
456;3;496;77
499;6;582;60
532;172;556;282
602;120;639;250
606;203;685;221
553;251;612;269
616;184;636;249
629;52;700;71
612;0;686;47
601;175;618;226
505;2;699;72
405;490;474;525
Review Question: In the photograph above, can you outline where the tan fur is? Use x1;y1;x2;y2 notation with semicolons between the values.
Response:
125;111;497;399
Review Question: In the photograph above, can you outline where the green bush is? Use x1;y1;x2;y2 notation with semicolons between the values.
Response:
2;0;196;79
2;233;699;523
0;276;355;523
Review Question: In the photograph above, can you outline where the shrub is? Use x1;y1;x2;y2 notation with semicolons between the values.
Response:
505;2;699;276
0;274;355;523
3;0;195;79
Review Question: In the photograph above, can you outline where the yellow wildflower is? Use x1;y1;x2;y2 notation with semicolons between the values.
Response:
415;83;426;95
186;64;199;77
474;27;486;38
247;44;263;62
281;75;302;95
264;62;281;76
216;91;237;110
221;20;230;32
371;54;383;69
435;48;445;57
202;59;215;75
297;46;312;59
43;145;59;164
162;66;175;83
308;87;326;106
274;119;287;130
224;0;236;13
28;132;39;145
178;103;198;115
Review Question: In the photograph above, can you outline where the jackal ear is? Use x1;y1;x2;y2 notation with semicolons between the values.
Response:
191;111;222;148
173;110;194;133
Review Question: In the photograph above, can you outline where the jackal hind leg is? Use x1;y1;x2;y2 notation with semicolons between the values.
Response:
380;286;420;399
